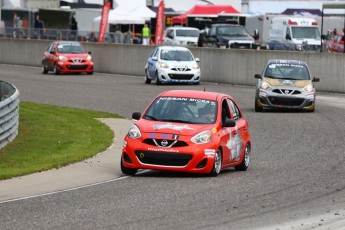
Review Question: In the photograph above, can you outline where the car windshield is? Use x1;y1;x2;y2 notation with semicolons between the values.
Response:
143;96;217;124
291;27;321;39
176;29;199;37
264;63;311;80
57;43;85;54
216;26;250;36
160;50;194;61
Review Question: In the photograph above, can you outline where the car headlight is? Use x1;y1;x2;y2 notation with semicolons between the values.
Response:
159;62;169;68
303;84;313;93
58;56;67;61
193;63;199;69
261;81;271;89
127;125;141;139
191;130;212;144
86;55;92;61
296;44;303;51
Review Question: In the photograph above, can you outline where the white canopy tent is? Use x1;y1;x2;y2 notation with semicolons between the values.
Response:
92;7;145;32
128;5;156;21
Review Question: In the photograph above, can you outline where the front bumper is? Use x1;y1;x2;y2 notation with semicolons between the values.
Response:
122;138;217;174
158;68;200;84
56;61;94;73
256;88;315;111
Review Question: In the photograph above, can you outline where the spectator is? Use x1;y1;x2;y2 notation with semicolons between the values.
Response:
142;24;150;45
34;14;44;38
70;14;78;40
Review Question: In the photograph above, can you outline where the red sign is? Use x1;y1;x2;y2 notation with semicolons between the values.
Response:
155;1;165;45
98;1;111;43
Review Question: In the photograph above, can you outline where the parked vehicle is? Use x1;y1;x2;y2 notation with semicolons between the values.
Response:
254;59;320;112
42;41;94;75
197;23;258;49
145;46;200;85
268;17;321;52
121;89;252;176
325;33;345;53
162;26;200;46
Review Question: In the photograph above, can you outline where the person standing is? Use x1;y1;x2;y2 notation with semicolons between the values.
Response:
142;24;150;45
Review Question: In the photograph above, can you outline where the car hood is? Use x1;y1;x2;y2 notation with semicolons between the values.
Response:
164;60;197;67
264;78;311;87
136;120;216;136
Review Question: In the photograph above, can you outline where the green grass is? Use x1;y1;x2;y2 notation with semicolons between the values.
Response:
0;102;123;180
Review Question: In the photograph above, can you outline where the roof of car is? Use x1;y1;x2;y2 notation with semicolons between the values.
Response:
166;26;200;31
267;59;308;67
159;46;191;51
159;90;231;101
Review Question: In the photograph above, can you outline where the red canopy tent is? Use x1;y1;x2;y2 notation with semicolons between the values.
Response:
172;5;240;24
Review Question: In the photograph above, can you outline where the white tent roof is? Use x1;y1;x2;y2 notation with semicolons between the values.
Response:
129;5;156;21
93;7;145;25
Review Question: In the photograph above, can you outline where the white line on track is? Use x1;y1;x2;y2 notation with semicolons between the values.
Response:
0;170;149;205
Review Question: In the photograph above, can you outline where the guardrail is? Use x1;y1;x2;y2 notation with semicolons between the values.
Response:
0;81;20;149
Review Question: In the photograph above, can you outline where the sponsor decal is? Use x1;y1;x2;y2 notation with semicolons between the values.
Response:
282;80;293;85
147;148;179;153
211;127;217;134
153;123;194;131
226;126;243;161
205;149;216;155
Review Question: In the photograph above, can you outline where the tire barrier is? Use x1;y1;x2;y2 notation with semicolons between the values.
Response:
0;81;20;149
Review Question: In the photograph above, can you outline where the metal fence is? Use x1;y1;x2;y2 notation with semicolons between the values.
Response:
0;27;142;44
0;81;20;149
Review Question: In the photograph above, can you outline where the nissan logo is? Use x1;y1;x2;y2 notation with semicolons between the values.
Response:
161;140;168;146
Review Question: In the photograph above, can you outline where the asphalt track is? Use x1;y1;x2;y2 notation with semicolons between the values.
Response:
0;64;345;230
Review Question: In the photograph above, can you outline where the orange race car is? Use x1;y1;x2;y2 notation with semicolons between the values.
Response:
41;41;94;75
121;90;251;177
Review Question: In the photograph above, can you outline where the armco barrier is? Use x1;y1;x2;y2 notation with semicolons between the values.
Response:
0;38;345;93
0;81;20;149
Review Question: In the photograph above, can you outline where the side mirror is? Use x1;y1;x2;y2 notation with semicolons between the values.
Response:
152;56;158;61
312;77;320;82
254;29;260;40
88;51;92;55
195;57;200;62
254;74;261;79
132;112;141;120
223;118;236;128
50;51;55;55
286;34;291;40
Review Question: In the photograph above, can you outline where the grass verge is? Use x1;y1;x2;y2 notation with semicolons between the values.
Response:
0;101;123;180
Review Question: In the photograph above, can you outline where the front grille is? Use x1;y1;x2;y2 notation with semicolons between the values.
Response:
67;64;88;70
171;67;191;71
168;74;194;80
272;89;302;95
229;43;252;49
135;151;192;166
268;96;304;106
143;138;188;147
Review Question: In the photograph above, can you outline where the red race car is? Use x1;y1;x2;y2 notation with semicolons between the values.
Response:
41;41;94;75
121;90;251;176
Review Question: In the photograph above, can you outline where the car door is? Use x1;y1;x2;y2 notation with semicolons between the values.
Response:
47;43;57;70
227;98;249;163
147;47;159;79
219;98;233;165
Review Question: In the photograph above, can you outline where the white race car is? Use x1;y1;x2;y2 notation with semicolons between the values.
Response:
145;46;201;85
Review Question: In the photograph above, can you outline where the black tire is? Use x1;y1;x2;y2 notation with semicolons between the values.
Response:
53;64;60;75
209;149;222;177
235;143;250;171
255;98;263;112
121;158;138;176
155;71;161;85
145;69;151;84
41;63;48;74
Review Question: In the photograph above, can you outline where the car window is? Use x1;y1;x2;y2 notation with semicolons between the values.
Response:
264;62;310;80
160;50;193;61
144;96;217;124
151;48;158;58
176;29;199;37
221;99;231;124
167;30;174;39
50;44;56;53
57;43;85;54
227;99;241;120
